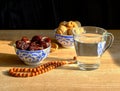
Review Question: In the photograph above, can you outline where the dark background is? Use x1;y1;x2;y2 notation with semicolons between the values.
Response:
0;0;120;29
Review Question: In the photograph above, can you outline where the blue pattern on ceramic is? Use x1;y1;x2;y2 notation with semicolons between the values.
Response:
15;46;50;65
97;41;106;56
55;34;74;48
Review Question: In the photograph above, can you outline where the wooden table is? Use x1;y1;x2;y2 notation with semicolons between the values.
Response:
0;30;120;91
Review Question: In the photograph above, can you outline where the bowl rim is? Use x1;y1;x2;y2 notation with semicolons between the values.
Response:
55;33;73;37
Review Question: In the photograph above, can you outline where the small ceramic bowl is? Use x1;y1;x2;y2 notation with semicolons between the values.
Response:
14;45;51;66
55;33;74;48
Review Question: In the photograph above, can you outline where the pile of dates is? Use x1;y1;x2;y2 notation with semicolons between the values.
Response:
15;35;51;51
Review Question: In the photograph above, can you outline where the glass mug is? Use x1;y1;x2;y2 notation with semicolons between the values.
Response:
72;26;114;70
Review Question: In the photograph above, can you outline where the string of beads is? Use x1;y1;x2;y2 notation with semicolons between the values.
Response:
9;61;74;77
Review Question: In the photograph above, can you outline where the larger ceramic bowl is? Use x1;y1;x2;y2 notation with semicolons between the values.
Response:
55;33;74;48
14;45;51;66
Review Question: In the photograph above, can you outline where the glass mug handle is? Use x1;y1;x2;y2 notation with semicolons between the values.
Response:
103;32;114;53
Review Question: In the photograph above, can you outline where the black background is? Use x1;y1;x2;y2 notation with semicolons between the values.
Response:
0;0;120;29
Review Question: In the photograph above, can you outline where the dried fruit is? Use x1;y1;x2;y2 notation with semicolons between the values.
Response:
50;42;58;52
31;35;42;43
15;35;51;51
21;36;30;43
15;40;30;50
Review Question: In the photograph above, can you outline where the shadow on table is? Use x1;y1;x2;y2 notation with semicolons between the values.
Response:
108;43;120;66
0;52;80;71
0;53;25;67
109;50;120;66
46;57;80;71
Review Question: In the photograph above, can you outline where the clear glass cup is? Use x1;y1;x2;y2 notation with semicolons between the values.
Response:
72;26;114;70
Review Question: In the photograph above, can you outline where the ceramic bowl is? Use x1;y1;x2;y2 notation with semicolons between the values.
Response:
55;33;74;48
14;45;51;66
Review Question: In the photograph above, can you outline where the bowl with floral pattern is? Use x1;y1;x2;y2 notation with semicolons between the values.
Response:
14;35;51;65
55;33;74;48
14;45;50;65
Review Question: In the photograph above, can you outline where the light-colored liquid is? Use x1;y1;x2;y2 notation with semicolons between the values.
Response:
74;33;106;70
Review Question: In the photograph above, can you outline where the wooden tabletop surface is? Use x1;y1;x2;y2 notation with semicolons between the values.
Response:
0;30;120;91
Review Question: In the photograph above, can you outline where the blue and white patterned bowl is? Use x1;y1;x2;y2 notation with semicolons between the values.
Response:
55;33;74;48
14;45;51;66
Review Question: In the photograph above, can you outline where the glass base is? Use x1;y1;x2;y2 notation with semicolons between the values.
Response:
77;62;100;71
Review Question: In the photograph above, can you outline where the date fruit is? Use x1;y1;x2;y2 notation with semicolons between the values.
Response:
15;35;51;51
